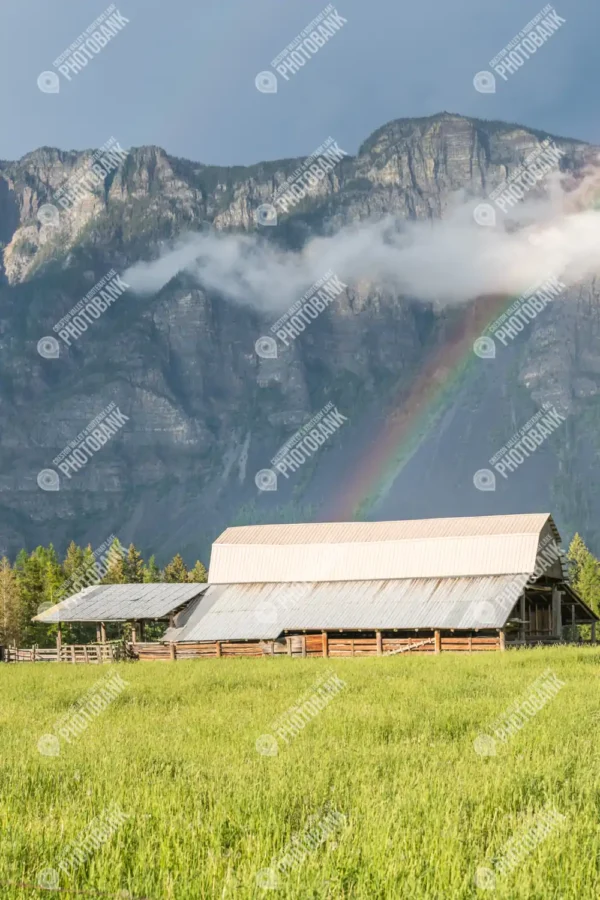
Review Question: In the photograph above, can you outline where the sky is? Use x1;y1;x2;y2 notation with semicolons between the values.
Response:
2;0;599;166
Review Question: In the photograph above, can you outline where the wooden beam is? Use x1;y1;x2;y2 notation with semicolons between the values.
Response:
100;622;107;643
301;636;307;658
215;640;222;658
96;623;101;643
499;630;506;652
434;630;441;655
322;631;329;658
519;592;526;642
131;622;138;644
56;623;62;654
169;642;177;661
375;630;382;656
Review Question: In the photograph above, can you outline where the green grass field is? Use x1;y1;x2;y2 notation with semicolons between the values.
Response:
2;647;600;899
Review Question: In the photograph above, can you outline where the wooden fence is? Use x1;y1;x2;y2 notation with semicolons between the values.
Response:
135;632;502;660
1;632;503;663
3;643;123;663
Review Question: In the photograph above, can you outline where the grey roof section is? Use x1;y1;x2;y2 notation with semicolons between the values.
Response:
163;575;528;642
34;583;209;623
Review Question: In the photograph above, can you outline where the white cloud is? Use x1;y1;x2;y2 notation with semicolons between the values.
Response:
124;170;600;312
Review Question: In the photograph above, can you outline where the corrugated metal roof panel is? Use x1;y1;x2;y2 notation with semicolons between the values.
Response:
208;533;543;583
214;515;553;545
34;583;209;623
165;575;526;642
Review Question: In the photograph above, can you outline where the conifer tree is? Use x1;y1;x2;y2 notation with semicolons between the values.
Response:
101;538;127;584
188;560;208;583
124;544;144;583
0;557;22;646
163;554;188;583
63;541;85;580
143;555;162;583
567;533;600;616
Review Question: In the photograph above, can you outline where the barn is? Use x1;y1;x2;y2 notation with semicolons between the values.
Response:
161;513;598;657
32;513;598;660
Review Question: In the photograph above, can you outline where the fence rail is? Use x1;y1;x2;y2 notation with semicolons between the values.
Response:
3;643;123;663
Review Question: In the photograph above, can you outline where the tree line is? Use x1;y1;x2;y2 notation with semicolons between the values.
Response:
0;538;207;647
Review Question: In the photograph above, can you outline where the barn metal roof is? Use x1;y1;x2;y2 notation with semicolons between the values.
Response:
33;583;209;623
163;575;527;642
208;515;559;584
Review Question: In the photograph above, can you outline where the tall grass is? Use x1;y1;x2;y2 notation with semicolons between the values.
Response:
1;647;599;898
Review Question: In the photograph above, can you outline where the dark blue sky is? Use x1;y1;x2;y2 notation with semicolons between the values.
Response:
3;0;597;164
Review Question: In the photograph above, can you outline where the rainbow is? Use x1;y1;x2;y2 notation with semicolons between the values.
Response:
325;293;518;521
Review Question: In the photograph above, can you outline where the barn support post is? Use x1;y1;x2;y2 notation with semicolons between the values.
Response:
375;630;382;656
322;631;329;658
100;622;107;644
139;620;145;642
131;622;138;644
552;587;562;639
215;641;222;658
96;623;102;643
169;642;177;661
499;630;506;652
519;592;526;642
56;623;62;661
434;630;441;655
301;636;307;658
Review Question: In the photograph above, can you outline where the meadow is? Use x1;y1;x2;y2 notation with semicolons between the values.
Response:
1;647;600;899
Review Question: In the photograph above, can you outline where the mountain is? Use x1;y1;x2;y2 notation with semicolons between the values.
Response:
1;112;599;562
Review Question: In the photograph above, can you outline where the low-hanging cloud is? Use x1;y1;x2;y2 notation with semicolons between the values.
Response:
124;169;600;313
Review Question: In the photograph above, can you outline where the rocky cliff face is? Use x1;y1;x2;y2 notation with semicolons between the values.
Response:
1;113;599;560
